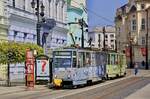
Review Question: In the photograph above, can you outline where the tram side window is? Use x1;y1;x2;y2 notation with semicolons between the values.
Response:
120;55;123;65
91;53;96;66
123;55;126;65
116;55;118;65
107;54;110;65
72;51;77;68
72;58;76;68
85;52;91;66
111;54;115;65
78;52;84;68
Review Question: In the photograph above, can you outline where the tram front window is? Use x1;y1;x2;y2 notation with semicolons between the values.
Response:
53;58;71;68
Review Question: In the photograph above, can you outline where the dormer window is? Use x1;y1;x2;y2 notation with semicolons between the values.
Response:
141;4;145;10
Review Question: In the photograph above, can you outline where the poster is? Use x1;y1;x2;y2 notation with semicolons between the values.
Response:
36;59;49;80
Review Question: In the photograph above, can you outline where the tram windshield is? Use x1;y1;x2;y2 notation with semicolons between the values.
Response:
53;51;72;68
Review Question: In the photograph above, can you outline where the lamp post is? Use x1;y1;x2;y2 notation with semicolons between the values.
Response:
7;49;13;87
115;26;118;52
129;32;133;68
145;9;149;70
81;19;84;48
31;0;45;46
103;26;106;51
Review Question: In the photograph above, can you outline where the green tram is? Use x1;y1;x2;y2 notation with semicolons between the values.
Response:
106;52;127;78
52;48;127;87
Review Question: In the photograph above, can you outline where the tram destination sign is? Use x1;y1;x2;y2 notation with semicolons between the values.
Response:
54;51;71;56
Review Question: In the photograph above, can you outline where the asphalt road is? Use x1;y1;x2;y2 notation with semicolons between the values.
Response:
0;75;150;99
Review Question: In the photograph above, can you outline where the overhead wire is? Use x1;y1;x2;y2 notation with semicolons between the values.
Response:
71;0;114;25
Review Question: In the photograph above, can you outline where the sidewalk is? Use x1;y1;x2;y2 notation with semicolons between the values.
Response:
125;84;150;99
0;85;48;95
125;69;150;99
128;69;150;77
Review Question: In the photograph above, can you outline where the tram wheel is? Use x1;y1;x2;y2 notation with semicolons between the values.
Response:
87;80;92;86
124;72;127;76
106;74;109;80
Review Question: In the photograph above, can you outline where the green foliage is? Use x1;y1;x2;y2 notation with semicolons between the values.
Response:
0;42;43;64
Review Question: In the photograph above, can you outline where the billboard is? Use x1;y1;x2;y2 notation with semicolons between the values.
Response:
36;59;49;80
35;55;50;82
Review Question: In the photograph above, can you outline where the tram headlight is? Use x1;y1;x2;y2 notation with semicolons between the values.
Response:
54;75;57;78
67;75;71;79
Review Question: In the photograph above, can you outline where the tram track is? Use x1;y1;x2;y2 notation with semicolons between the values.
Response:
1;74;149;99
95;77;150;99
54;77;150;99
0;89;67;99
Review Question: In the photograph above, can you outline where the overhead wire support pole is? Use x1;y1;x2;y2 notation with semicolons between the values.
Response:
129;32;133;68
103;26;106;51
146;9;149;70
36;0;41;46
31;0;45;47
81;18;84;48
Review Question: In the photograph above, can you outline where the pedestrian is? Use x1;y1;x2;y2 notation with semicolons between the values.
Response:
134;62;139;75
141;61;145;67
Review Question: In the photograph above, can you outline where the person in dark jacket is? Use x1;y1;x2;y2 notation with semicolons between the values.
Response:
134;63;139;75
142;61;145;67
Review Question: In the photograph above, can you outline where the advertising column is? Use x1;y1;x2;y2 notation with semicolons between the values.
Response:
25;49;35;89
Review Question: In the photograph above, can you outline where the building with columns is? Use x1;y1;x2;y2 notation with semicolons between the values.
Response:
66;0;88;47
115;0;150;67
89;26;116;50
7;0;68;49
0;0;9;41
6;0;68;82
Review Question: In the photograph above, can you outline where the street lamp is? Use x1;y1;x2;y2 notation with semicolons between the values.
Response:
31;0;45;46
129;32;133;68
145;9;149;70
103;26;106;51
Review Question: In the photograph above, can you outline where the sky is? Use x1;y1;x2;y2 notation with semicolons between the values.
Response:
87;0;127;28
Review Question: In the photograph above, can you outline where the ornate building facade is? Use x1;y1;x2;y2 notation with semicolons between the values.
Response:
115;0;150;67
7;0;68;49
6;0;68;82
0;0;9;41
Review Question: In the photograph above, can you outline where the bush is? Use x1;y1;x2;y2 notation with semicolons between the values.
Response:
0;42;43;64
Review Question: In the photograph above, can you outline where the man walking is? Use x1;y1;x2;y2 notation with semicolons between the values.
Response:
134;63;139;75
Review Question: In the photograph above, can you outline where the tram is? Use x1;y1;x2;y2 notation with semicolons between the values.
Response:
106;52;127;78
52;48;127;87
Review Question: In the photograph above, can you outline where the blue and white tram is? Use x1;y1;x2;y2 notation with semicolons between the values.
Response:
52;48;107;87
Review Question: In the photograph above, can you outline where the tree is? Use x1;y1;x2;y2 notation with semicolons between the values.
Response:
0;42;43;64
